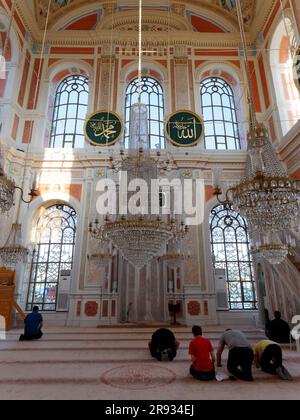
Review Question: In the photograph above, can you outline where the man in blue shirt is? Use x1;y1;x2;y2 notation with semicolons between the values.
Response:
19;306;43;341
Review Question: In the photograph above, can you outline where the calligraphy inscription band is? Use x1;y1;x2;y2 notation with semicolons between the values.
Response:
84;110;124;147
165;110;204;147
293;46;300;94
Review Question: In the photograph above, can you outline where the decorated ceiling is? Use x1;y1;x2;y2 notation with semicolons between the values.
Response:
32;0;258;32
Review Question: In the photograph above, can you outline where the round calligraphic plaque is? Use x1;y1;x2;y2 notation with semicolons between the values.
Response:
84;110;124;147
293;46;300;94
165;110;204;147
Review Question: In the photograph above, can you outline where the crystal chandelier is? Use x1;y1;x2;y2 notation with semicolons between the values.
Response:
90;216;187;270
214;0;300;263
252;233;296;265
90;104;188;269
0;165;15;213
215;124;300;233
90;0;187;269
0;223;28;268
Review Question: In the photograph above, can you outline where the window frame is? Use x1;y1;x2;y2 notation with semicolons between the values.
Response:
210;204;257;310
200;77;241;150
49;74;89;149
124;76;165;149
26;204;77;312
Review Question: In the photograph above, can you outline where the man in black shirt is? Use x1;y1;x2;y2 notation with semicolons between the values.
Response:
267;311;291;344
149;328;179;361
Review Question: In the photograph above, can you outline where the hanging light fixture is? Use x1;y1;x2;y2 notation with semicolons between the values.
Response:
214;0;300;264
0;163;15;213
89;105;188;270
252;232;296;265
0;223;28;268
89;1;188;269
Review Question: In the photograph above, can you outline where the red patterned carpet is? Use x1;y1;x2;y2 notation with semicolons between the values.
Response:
0;327;299;400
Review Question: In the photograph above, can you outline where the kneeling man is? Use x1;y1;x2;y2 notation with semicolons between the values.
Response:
253;340;292;380
149;328;179;361
19;306;43;342
189;325;216;381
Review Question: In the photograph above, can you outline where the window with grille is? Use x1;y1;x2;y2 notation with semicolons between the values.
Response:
200;77;241;150
27;204;77;311
50;75;89;148
210;205;257;310
124;77;165;149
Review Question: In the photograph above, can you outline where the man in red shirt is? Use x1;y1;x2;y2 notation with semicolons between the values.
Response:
189;325;216;381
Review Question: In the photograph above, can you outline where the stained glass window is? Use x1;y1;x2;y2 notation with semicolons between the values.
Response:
200;77;241;150
26;204;77;311
124;77;165;149
210;205;257;310
50;75;89;148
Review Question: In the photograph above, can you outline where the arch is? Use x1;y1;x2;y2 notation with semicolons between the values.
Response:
270;16;300;136
49;74;89;148
26;203;78;312
121;59;167;87
47;60;93;84
59;10;102;31
209;205;257;310
124;75;165;150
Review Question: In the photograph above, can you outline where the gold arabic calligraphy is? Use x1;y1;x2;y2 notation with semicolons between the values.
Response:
173;118;198;140
90;117;117;140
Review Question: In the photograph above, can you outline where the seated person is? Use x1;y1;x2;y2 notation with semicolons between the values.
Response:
149;328;179;361
19;306;43;342
189;325;215;381
253;339;292;380
217;329;254;382
268;311;291;344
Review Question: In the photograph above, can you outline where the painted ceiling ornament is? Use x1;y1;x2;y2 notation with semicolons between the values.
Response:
220;0;256;27
221;0;236;12
35;0;84;27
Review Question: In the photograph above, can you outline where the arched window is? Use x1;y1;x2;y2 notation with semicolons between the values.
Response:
210;205;257;310
27;204;77;311
200;77;241;150
270;18;300;136
125;76;165;149
50;75;89;148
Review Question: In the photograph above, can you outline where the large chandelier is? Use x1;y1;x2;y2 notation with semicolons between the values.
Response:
91;217;186;270
214;0;300;263
89;104;188;269
90;0;188;269
0;223;28;268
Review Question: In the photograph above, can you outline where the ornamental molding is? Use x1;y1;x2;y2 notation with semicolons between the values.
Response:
98;11;193;32
17;30;249;49
33;0;253;30
16;0;278;45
